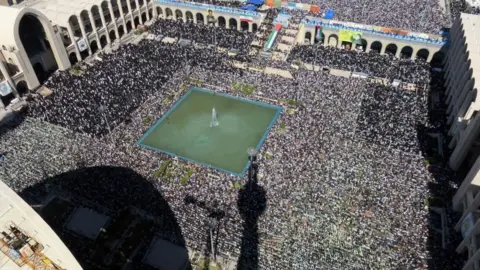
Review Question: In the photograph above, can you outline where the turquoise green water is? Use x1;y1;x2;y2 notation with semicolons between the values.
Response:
138;88;281;175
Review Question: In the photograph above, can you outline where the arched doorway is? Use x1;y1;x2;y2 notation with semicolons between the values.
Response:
141;12;147;23
69;52;78;65
91;6;102;30
416;48;429;61
196;13;204;23
148;8;153;20
126;21;133;32
111;0;120;19
156;7;162;17
252;23;257;32
370;41;382;53
16;81;28;96
400;46;413;59
328;34;338;47
80;10;93;33
120;0;128;16
101;1;112;24
18;14;59;84
134;17;140;27
356;39;367;51
186;11;193;22
305;32;312;44
229;18;237;30
100;35;107;48
385;43;397;56
118;25;125;37
218;16;226;27
166;8;173;18
109;30;116;41
175;9;183;21
90;40;99;54
431;51;445;67
240;21;249;31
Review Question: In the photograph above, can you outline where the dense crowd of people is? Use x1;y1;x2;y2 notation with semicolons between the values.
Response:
0;11;464;270
288;45;432;84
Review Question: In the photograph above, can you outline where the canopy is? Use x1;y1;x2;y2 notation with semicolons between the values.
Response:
241;4;258;10
246;0;264;5
324;9;335;19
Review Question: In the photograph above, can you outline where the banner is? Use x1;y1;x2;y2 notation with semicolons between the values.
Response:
315;26;323;40
77;39;88;52
338;30;362;43
462;212;475;238
310;5;320;13
0;81;13;96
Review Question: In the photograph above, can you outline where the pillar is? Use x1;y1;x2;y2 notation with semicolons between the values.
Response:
78;18;92;56
109;2;120;40
146;6;150;21
449;115;480;170
395;48;401;58
117;0;128;32
88;11;102;50
226;19;230;29
380;45;386;55
99;6;112;45
411;48;418;60
67;24;82;62
248;22;252;32
135;0;142;24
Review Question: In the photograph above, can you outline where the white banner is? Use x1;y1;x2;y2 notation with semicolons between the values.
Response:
0;81;13;96
77;39;88;52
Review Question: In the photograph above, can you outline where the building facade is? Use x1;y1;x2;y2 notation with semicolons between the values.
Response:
447;13;480;270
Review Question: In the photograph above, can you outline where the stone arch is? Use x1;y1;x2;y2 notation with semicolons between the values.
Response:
134;16;140;27
141;12;147;23
16;10;70;86
416;48;429;61
90;40;99;54
328;34;338;47
111;0;120;19
304;31;312;43
109;29;116;40
240;21;249;31
431;51;445;67
229;18;237;30
156;7;162;17
196;12;204;23
400;46;413;59
118;25;125;37
91;5;102;29
175;9;183;20
130;0;136;10
100;35;107;48
356;38;367;51
166;8;173;18
370;41;382;53
252;23;258;32
186;11;193;22
126;20;133;32
385;43;397;55
80;10;93;33
218;16;226;27
68;15;82;37
68;52;78;65
16;80;28;95
148;8;153;19
101;1;112;23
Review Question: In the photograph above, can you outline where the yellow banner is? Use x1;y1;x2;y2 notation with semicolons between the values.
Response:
338;30;362;43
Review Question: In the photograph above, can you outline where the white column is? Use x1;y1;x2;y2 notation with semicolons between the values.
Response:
78;18;92;56
109;2;120;39
99;6;112;45
146;5;150;21
248;22;252;32
88;11;102;50
135;0;142;24
153;5;158;19
67;24;82;62
118;0;128;31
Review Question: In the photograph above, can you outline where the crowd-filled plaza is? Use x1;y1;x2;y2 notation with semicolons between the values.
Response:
0;15;466;267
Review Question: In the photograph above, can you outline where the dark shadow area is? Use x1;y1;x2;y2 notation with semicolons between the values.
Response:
236;158;266;270
415;65;466;269
18;166;191;270
0;113;25;138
